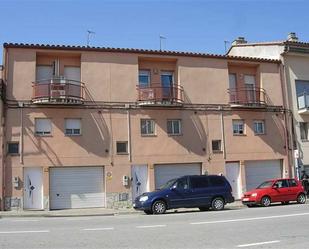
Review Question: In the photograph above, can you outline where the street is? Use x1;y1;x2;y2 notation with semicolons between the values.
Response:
0;203;308;249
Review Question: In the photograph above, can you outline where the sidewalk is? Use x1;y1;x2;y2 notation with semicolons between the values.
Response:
0;201;245;218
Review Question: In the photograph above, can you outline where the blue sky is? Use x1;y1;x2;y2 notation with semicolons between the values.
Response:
1;0;309;63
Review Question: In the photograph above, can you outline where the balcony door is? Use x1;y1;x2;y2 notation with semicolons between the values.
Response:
244;75;256;103
161;71;173;99
36;65;53;82
64;66;81;83
229;74;237;103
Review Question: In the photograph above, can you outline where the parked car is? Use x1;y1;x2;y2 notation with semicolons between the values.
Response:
242;178;306;207
133;175;235;214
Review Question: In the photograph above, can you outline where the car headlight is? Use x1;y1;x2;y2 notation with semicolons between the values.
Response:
139;196;149;202
251;193;257;197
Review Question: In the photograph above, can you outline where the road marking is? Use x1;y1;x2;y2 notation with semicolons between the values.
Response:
136;225;166;228
10;219;39;222
0;230;49;234
65;217;91;221
83;227;114;231
237;240;280;247
190;212;309;225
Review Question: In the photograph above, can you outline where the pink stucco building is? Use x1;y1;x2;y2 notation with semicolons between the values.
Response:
0;43;292;210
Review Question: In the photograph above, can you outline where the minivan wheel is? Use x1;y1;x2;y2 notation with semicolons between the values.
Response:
297;193;306;204
152;200;167;214
199;206;210;212
211;197;225;211
261;196;271;207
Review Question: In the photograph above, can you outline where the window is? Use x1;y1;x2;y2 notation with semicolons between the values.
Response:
36;65;53;81
190;176;209;189
212;140;222;152
300;122;308;141
65;119;81;135
288;179;298;187
7;142;19;155
35;118;52;136
167;120;181;135
116;141;128;154
209;176;226;187
296;80;309;109
141;119;155;135
274;180;289;188
233;120;245;135
175;177;189;190
254;120;265;135
139;70;150;87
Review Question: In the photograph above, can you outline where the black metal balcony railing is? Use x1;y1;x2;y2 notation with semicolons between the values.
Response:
32;78;85;104
137;83;184;104
228;87;266;106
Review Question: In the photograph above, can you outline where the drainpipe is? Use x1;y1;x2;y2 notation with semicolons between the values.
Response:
126;104;132;162
19;102;23;164
219;106;226;159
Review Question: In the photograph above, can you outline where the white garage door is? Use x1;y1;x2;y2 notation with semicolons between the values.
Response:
245;160;282;191
154;163;201;189
50;167;105;210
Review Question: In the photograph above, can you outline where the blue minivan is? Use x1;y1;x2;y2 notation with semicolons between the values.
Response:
133;175;234;214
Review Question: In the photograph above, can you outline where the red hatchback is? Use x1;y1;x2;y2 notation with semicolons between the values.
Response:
242;178;306;207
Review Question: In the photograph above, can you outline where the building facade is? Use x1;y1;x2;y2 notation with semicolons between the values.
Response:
1;43;290;210
228;33;309;178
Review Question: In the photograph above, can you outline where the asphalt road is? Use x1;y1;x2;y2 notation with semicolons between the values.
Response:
0;203;308;249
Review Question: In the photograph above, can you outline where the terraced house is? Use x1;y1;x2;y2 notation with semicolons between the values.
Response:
228;32;309;178
0;43;292;211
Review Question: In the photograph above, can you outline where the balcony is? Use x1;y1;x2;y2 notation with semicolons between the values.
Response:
228;87;266;107
32;78;85;104
297;93;309;114
137;84;184;106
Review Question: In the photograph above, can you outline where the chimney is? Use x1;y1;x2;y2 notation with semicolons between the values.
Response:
232;37;247;46
287;32;298;42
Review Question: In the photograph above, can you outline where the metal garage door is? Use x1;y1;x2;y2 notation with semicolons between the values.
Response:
245;160;282;191
154;163;201;189
50;167;105;210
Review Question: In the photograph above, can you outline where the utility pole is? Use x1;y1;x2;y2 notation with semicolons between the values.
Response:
159;35;166;51
87;30;96;47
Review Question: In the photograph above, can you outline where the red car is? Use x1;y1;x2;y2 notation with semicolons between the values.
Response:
242;178;306;207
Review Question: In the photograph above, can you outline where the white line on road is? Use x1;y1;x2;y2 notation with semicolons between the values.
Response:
190;212;309;225
0;230;50;234
83;227;114;231
237;240;280;247
136;225;167;228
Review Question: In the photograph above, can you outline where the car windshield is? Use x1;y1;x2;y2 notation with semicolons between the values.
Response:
158;178;177;190
257;181;273;189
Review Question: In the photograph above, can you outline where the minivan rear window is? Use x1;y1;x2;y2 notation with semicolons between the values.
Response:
209;176;225;187
190;176;209;189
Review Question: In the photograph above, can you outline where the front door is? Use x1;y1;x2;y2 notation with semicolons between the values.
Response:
24;167;43;210
225;162;241;199
131;165;148;201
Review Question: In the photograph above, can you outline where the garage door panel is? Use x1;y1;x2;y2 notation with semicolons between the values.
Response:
245;160;282;191
155;163;201;188
50;167;105;210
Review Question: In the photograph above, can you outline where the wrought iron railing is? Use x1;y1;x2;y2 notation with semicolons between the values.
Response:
228;87;266;106
137;83;184;104
32;78;85;103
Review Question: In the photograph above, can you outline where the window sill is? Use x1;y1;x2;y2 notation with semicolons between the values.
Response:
301;139;309;143
168;133;183;136
65;134;82;137
35;134;53;137
7;153;20;156
141;134;157;137
233;134;246;136
212;150;223;154
254;133;266;136
116;152;129;155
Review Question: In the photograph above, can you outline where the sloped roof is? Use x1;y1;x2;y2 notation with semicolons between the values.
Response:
3;42;280;63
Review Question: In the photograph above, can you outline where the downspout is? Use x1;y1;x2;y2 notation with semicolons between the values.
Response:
279;59;294;178
126;105;132;162
219;106;226;159
19;103;24;164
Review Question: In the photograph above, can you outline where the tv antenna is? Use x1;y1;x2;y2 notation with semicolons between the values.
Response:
224;40;230;53
87;30;96;47
159;35;166;51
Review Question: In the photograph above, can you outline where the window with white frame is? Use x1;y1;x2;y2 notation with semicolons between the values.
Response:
167;119;182;135
300;122;309;141
138;70;150;87
141;119;155;135
35;118;52;136
65;119;81;135
254;120;265;135
233;120;245;135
